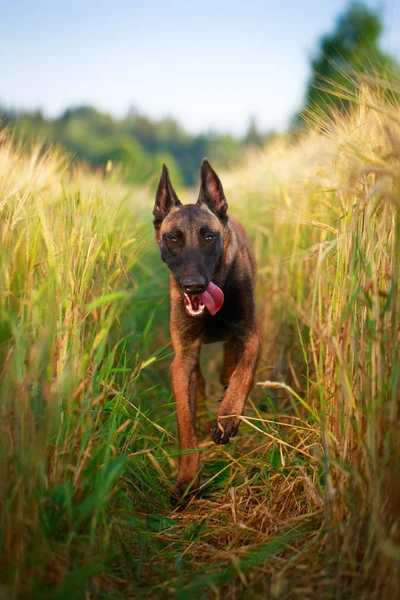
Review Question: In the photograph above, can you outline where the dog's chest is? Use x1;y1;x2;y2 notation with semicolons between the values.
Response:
202;295;242;343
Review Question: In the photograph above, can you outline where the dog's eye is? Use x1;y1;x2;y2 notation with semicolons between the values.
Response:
205;234;214;244
169;236;178;245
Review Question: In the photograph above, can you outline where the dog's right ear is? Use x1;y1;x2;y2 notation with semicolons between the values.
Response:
153;164;181;231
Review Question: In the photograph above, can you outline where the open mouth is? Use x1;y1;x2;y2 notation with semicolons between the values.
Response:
182;282;224;317
183;293;206;317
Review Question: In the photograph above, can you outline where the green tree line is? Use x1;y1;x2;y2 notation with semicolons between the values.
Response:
0;105;271;187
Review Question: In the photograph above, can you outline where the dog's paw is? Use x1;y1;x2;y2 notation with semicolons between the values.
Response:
170;492;187;508
211;415;240;444
170;478;198;506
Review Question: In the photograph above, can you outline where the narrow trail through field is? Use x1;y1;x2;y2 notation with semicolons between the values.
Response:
122;293;325;599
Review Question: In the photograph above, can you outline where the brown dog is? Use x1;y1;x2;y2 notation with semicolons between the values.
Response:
153;158;261;501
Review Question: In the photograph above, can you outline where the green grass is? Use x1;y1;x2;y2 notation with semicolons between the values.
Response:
0;76;399;599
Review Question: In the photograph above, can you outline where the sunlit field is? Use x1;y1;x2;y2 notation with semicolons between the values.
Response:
0;77;399;599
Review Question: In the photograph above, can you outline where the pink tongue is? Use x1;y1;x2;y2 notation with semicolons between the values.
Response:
198;282;224;316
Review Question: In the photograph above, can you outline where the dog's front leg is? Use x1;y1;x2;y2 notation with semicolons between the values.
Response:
170;343;201;500
212;331;261;444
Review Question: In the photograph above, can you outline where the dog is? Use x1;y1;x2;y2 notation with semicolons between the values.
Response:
153;158;261;501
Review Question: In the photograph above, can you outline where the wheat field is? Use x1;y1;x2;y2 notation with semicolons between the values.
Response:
0;77;399;599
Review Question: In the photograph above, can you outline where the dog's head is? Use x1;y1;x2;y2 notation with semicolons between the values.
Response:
153;158;227;317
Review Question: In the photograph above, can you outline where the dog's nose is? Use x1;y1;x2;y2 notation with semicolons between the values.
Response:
182;275;206;294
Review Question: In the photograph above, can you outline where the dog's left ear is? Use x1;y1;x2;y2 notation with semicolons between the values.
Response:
197;158;228;223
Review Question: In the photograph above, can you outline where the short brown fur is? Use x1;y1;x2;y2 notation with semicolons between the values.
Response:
153;159;261;501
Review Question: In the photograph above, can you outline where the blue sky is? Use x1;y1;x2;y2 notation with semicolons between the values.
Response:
1;0;399;135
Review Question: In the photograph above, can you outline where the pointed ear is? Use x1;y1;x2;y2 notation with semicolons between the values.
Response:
197;158;228;223
153;164;181;230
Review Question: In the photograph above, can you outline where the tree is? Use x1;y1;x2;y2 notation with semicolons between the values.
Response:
295;2;398;124
244;117;263;147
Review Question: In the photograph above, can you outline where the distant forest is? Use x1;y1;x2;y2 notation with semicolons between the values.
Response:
0;106;272;187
